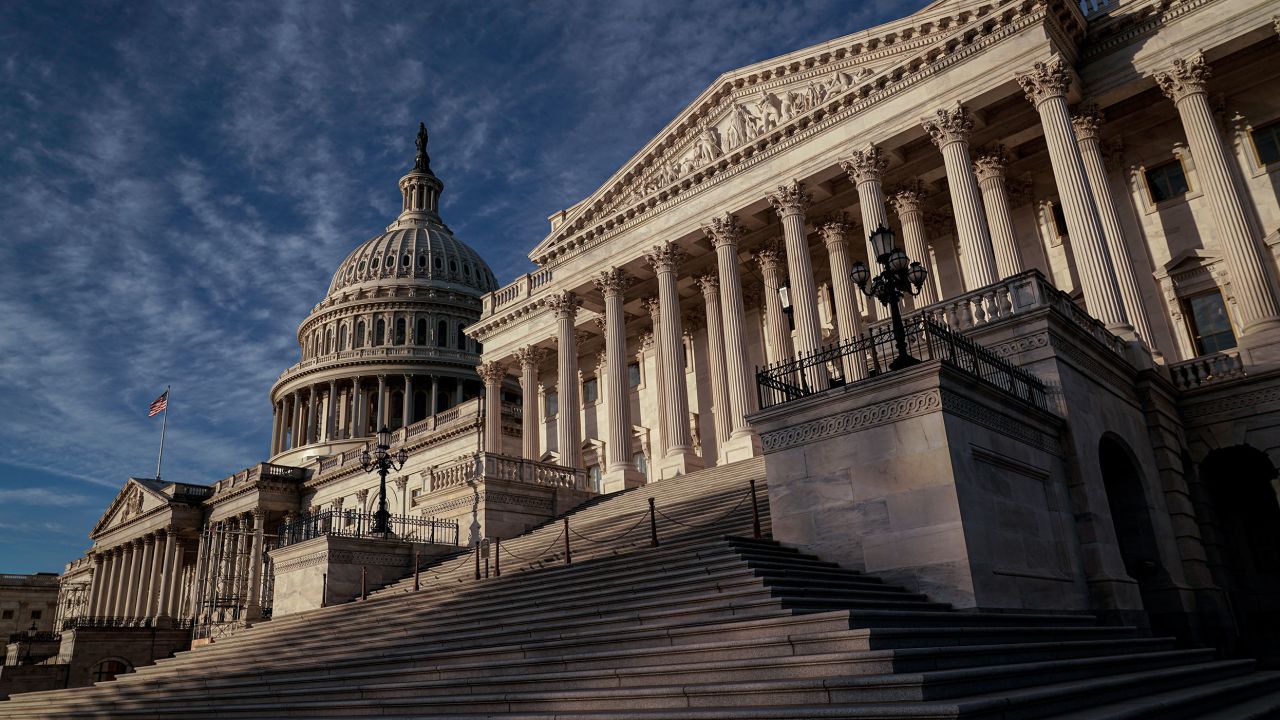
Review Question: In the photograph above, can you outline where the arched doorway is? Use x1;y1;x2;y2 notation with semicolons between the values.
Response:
1098;435;1171;631
1201;445;1280;665
92;658;132;683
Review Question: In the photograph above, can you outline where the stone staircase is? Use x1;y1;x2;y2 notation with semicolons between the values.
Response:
2;457;1279;719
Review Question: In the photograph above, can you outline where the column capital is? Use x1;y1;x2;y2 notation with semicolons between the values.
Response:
817;214;854;246
642;296;661;322
514;345;548;369
547;291;580;319
972;147;1009;183
766;179;811;218
922;102;973;148
1016;56;1073;106
701;213;744;248
888;181;929;214
753;241;786;272
645;241;686;275
1155;52;1210;103
594;268;632;298
695;273;719;296
476;361;507;385
1071;104;1105;141
251;506;266;521
839;145;888;185
355;488;369;505
143;533;157;545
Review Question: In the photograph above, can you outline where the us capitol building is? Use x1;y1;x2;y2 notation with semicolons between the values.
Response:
3;0;1280;712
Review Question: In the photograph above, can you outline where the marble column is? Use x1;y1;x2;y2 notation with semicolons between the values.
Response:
889;183;940;306
402;375;413;427
1016;58;1131;333
768;180;827;390
595;269;645;489
455;381;465;405
643;299;668;457
515;348;543;461
348;378;360;438
478;362;506;454
754;243;794;365
155;529;176;619
269;403;280;456
841;145;892;322
245;509;266;620
100;549;120;616
429;375;440;416
88;554;106;617
922;102;1000;290
646;242;703;477
144;533;163;620
302;387;316;445
113;543;134;618
376;374;387;431
121;540;142;619
695;274;732;453
550;292;583;469
326;380;337;439
164;536;184;618
289;391;301;449
818;217;869;382
973;149;1025;279
1071;106;1156;346
1156;53;1280;340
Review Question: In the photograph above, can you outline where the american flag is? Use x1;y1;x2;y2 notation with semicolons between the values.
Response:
148;390;169;417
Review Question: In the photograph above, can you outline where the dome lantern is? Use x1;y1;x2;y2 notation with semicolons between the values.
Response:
398;121;445;219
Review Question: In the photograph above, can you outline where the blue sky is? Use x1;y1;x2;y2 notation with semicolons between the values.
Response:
0;0;926;573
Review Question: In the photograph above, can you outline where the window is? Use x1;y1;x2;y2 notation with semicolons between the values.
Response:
545;392;558;418
394;318;406;345
627;362;641;389
1051;202;1068;237
371;257;380;270
416;318;427;345
338;325;347;351
29;610;41;620
434;257;443;270
385;255;395;270
402;253;411;268
1184;290;1237;356
1;610;12;620
1145;160;1190;203
374;319;386;346
417;254;427;268
634;452;648;480
582;378;599;404
457;325;467;350
437;320;448;347
588;465;602;493
92;660;130;683
1252;120;1280;166
355;321;365;349
324;330;332;354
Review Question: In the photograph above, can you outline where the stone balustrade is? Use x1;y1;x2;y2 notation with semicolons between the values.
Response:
210;463;302;496
1169;351;1246;390
276;346;479;382
484;268;555;314
424;453;590;493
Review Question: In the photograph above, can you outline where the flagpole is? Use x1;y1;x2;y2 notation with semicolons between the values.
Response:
156;385;170;481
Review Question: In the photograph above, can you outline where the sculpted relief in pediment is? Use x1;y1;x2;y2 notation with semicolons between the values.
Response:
116;486;145;525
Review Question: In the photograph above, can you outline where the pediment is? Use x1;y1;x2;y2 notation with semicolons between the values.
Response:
530;0;1035;262
90;478;172;536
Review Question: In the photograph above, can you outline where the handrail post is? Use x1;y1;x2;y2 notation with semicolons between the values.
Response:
494;537;501;577
563;518;572;565
360;566;367;601
750;478;762;539
649;498;659;547
474;541;481;580
413;547;420;591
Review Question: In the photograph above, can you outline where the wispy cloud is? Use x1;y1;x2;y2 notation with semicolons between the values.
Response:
0;488;94;507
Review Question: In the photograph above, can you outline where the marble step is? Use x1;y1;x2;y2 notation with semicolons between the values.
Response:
1042;670;1280;719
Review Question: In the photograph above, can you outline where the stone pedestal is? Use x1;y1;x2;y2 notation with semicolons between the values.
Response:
750;361;1086;612
268;535;457;618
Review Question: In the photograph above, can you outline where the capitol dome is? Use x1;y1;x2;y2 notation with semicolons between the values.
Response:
268;122;505;466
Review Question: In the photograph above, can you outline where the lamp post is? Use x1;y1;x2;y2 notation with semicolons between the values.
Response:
850;224;929;371
360;426;408;536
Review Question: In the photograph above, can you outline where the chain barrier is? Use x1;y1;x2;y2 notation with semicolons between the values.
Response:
654;487;752;530
497;525;567;563
568;510;650;544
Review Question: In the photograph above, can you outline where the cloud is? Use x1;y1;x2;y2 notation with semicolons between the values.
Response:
0;488;94;507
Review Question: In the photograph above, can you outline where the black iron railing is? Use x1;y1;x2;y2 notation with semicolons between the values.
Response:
8;630;59;643
274;511;460;550
756;316;1049;411
59;616;194;631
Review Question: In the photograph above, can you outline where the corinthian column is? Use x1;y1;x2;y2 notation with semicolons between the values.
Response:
754;242;794;365
643;298;667;457
477;361;506;454
514;346;546;461
973;149;1024;279
818;217;868;382
376;375;388;430
549;292;583;469
594;269;645;490
646;242;703;478
889;183;940;307
1016;58;1131;333
155;529;177;620
923;103;1000;290
1072;106;1156;346
768;180;827;390
1156;53;1280;340
841;147;891;321
113;543;134;618
702;214;760;460
245;510;266;620
695;274;731;454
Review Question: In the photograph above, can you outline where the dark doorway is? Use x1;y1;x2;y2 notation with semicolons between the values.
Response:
1099;435;1172;631
1201;445;1280;666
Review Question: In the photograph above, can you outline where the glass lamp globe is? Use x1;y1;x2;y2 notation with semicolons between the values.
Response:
869;224;896;260
907;261;928;288
887;247;910;272
850;261;871;287
377;425;392;449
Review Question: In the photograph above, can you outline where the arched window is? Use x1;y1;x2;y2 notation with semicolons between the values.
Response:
374;319;386;346
92;659;131;683
324;329;332;354
416;318;427;346
338;325;347;351
437;320;448;348
394;318;406;345
457;325;467;350
355;321;365;349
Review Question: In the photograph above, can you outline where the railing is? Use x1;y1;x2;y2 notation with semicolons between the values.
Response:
60;617;194;631
757;316;1050;412
8;630;59;643
484;268;554;314
1169;351;1246;390
211;463;304;496
424;453;592;493
314;399;503;477
278;346;480;379
274;511;460;549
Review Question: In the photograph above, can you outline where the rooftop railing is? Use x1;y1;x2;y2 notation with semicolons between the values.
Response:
484;268;555;315
1169;351;1246;391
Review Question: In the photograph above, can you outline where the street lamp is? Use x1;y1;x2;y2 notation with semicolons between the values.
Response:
849;223;929;371
360;426;408;536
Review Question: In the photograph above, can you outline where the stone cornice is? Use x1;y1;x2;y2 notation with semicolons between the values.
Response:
527;1;1052;268
1082;0;1219;61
